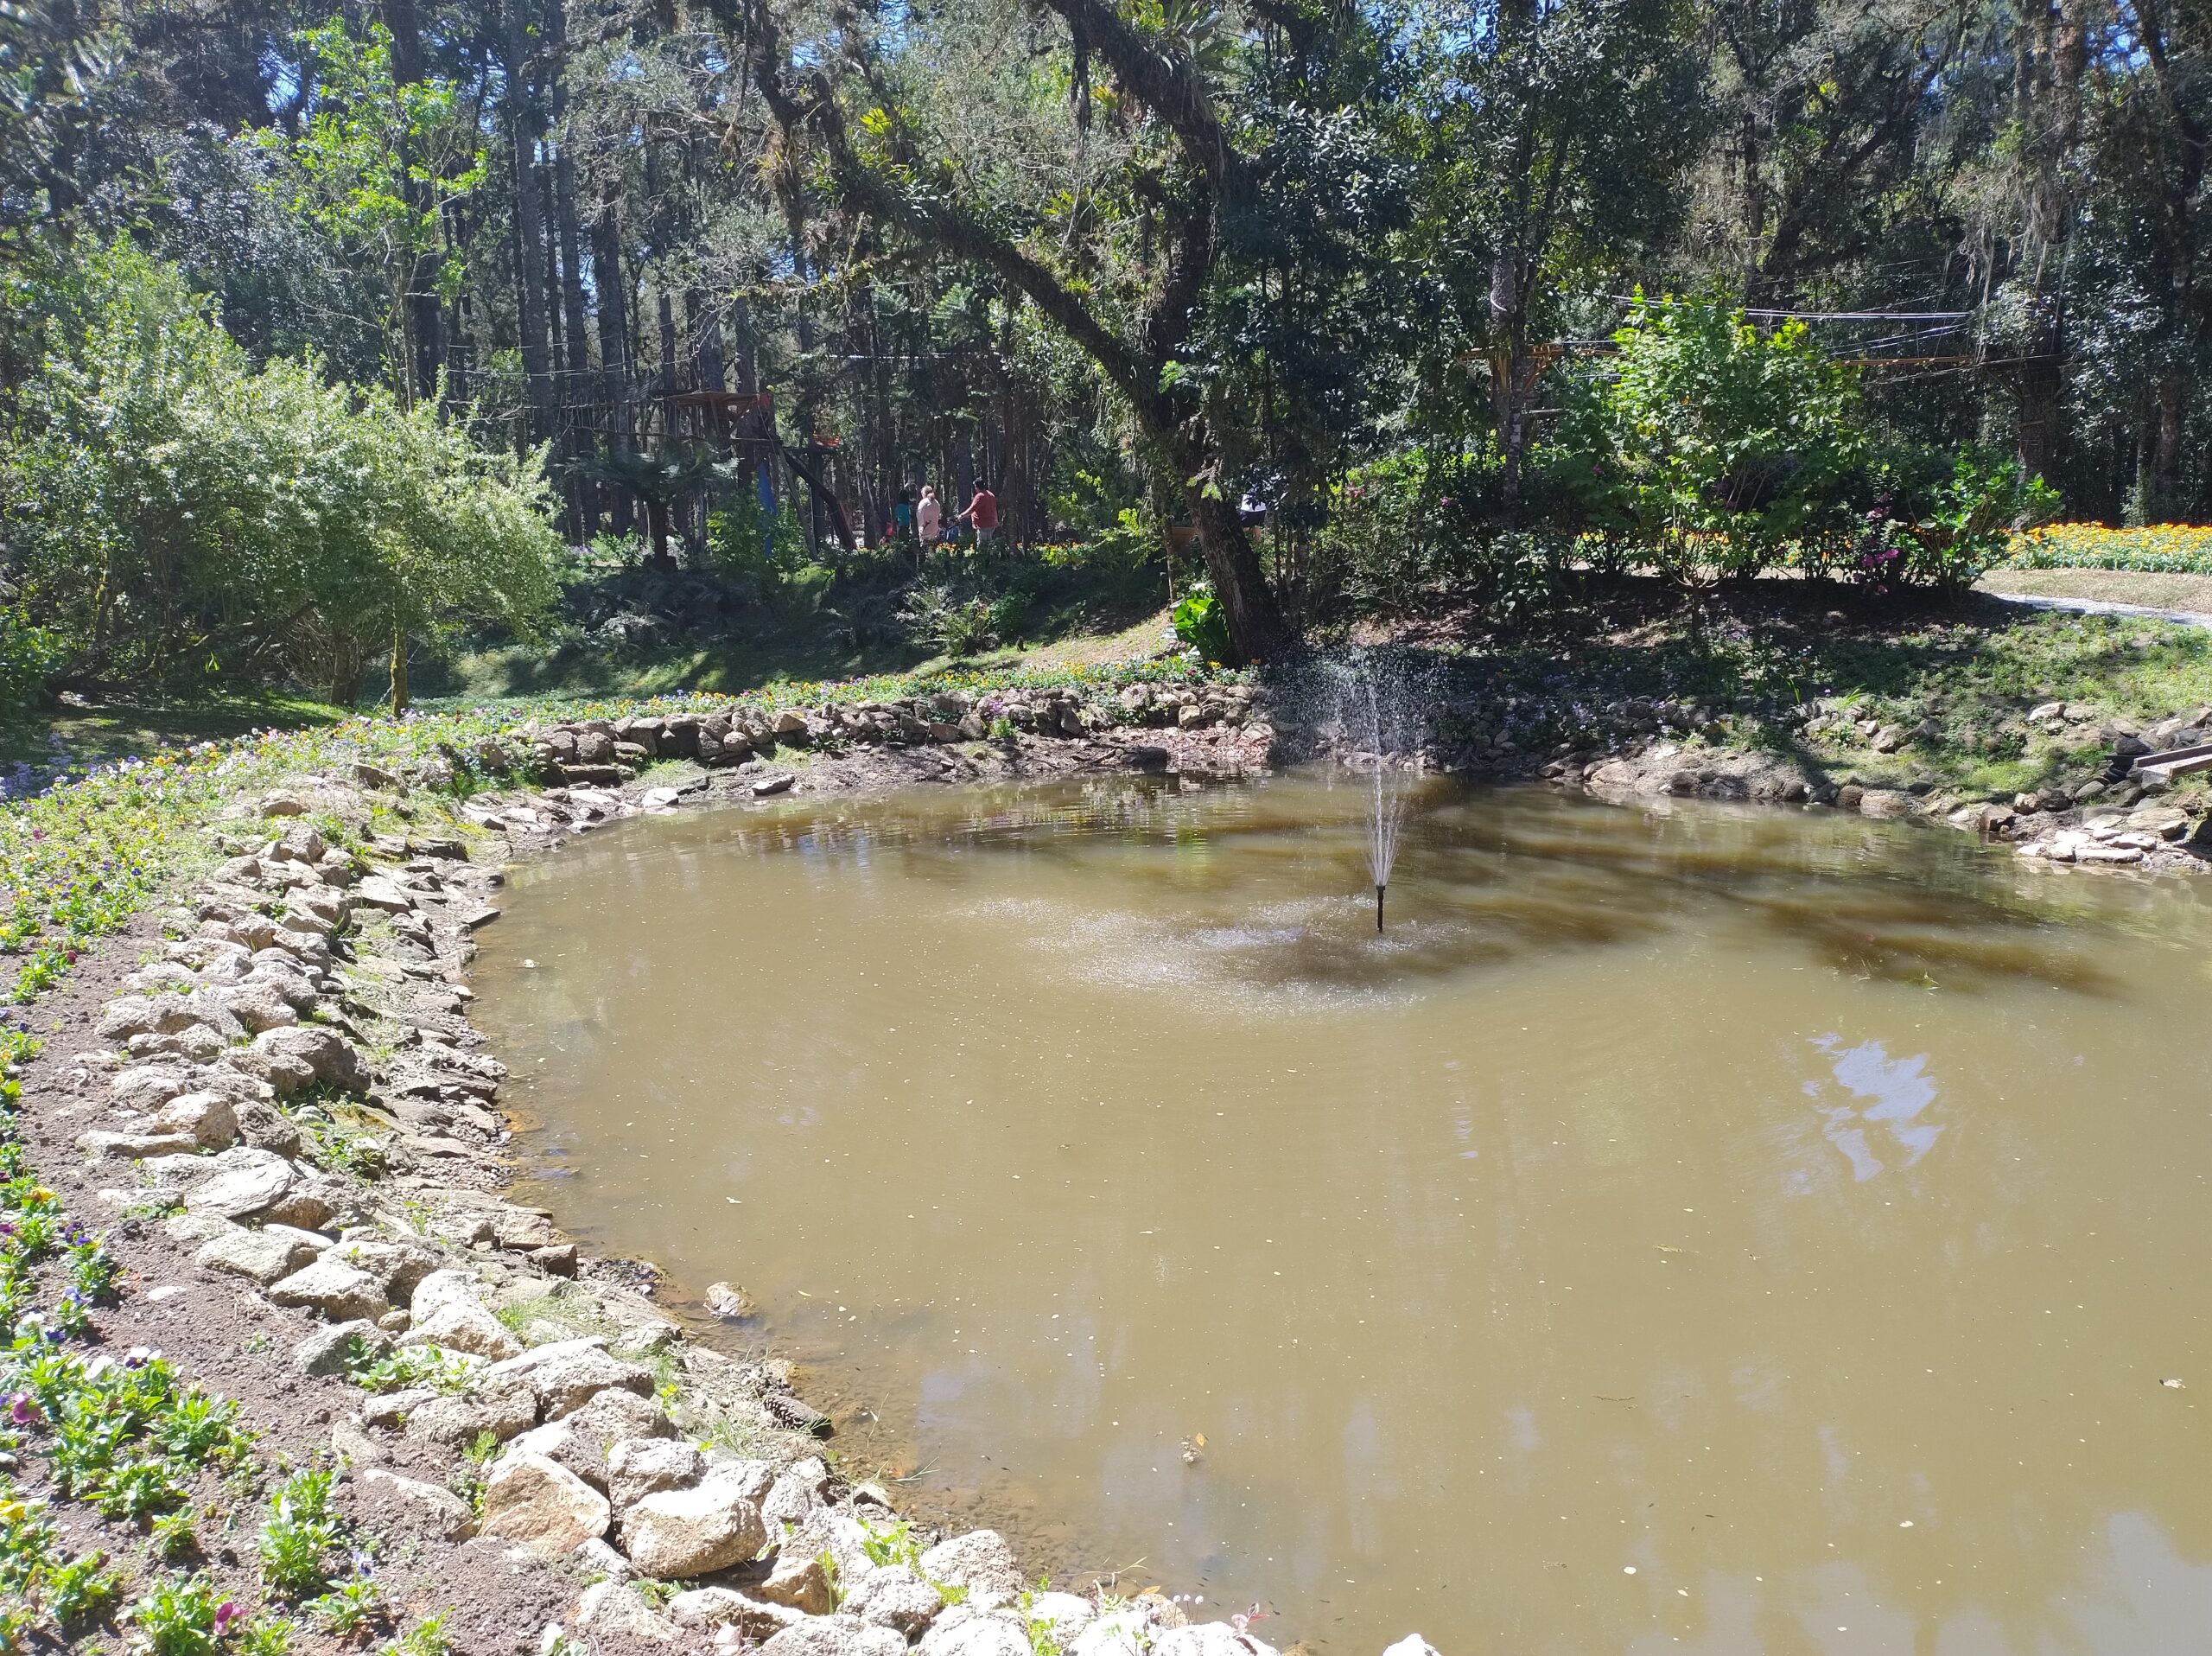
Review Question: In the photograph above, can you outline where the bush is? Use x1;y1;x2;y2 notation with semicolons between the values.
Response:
1560;291;1866;581
0;239;561;705
898;582;1011;656
1172;584;1233;661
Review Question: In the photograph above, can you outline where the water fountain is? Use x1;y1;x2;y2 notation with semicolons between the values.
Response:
1313;651;1431;933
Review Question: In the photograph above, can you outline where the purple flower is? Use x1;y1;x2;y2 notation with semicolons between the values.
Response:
213;1602;242;1639
6;1389;37;1426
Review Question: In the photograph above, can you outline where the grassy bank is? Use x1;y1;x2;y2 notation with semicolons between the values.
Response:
1390;581;2212;809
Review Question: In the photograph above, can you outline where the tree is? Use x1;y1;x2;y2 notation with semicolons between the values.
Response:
1406;0;1706;508
256;16;486;409
731;0;1295;660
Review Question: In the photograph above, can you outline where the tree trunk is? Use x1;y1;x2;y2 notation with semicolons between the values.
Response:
388;615;410;714
505;0;555;447
592;190;633;537
2011;0;2091;483
1169;430;1291;662
547;0;595;532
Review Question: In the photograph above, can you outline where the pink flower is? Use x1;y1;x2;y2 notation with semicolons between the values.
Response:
213;1602;242;1639
6;1390;38;1426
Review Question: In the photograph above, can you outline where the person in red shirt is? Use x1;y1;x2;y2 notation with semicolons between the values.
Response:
960;484;999;547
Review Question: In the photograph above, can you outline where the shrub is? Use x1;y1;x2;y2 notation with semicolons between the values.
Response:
1560;290;1867;581
1172;584;1233;662
0;239;562;705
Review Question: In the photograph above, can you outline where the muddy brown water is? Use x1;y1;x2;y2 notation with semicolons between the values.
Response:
473;776;2212;1656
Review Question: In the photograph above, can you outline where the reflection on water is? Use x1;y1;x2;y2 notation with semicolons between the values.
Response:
1807;1038;1943;1182
471;776;2212;1656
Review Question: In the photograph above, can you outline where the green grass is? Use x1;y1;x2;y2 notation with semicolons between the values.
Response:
0;690;348;770
1417;583;2212;801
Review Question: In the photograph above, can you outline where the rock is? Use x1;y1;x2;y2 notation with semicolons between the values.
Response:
760;1615;910;1656
1856;788;1915;820
296;1319;387;1376
404;1377;537;1446
359;1467;474;1539
618;1464;768;1578
260;792;309;817
2128;805;2190;840
232;1098;303;1156
2077;845;2145;864
2027;700;2066;723
1069;1609;1153;1656
181;1147;299;1220
761;1456;830;1528
575;1582;682;1645
703;1281;753;1320
918;1531;1023;1611
1025;1595;1096;1642
195;1225;321;1285
753;774;796;798
269;1257;388;1322
215;983;299;1034
354;878;417;914
607;1437;703;1513
401;1299;523;1361
111;1064;194;1109
563;1385;677;1450
326;1239;435;1303
1379;1638;1441;1656
479;1451;613;1556
920;1610;1032;1656
486;1338;657;1419
77;1129;200;1160
246;1025;369;1093
150;1092;238;1149
757;1546;836;1615
671;1589;805;1639
504;1417;608;1490
1154;1627;1279;1656
846;1564;945;1637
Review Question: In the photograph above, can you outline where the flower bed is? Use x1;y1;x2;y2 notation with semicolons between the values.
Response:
2003;523;2212;576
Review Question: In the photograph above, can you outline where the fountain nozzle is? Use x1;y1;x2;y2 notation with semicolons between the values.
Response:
1376;884;1386;933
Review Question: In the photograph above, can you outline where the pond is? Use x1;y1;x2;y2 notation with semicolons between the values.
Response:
472;775;2212;1656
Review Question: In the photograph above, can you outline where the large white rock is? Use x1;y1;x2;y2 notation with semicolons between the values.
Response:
478;1451;611;1555
618;1465;768;1579
1025;1594;1096;1643
195;1226;321;1286
669;1589;805;1638
1379;1638;1441;1656
1069;1608;1153;1656
268;1256;387;1322
359;1467;474;1539
759;1615;910;1656
180;1147;298;1220
607;1437;702;1513
846;1564;945;1637
919;1608;1032;1656
486;1337;656;1418
1154;1626;1279;1656
918;1531;1023;1611
400;1299;522;1361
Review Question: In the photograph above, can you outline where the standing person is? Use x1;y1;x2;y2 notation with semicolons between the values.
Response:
917;485;943;547
961;481;1000;549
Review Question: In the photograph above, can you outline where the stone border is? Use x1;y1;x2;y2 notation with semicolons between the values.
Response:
29;685;1352;1656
